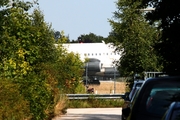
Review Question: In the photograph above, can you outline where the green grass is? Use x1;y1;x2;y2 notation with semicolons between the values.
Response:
67;98;124;108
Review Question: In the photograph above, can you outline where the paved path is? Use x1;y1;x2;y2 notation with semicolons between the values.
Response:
53;108;121;120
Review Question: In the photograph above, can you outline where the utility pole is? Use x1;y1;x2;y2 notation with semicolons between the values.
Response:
114;66;116;94
86;62;88;90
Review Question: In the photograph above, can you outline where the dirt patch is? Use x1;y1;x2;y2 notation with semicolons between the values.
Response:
88;81;126;94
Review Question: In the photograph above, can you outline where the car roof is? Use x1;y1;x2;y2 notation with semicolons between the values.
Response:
145;76;180;83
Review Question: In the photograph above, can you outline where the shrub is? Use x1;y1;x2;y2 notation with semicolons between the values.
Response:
0;78;31;120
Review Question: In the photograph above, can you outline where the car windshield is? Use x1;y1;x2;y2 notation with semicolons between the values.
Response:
135;82;143;87
145;83;180;116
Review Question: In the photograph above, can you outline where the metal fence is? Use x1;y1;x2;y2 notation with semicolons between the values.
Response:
66;94;126;100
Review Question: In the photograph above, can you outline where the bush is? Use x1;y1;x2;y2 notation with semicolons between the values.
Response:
0;78;31;120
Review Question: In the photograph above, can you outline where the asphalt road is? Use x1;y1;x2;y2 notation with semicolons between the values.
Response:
53;108;121;120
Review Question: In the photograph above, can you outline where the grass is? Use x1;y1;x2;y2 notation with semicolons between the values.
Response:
88;81;126;94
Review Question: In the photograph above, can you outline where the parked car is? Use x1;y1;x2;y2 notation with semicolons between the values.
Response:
122;80;144;120
123;76;180;120
162;101;180;120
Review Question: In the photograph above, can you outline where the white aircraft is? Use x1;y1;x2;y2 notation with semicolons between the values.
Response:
62;41;121;78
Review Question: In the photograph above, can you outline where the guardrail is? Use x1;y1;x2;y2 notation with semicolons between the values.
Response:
66;94;126;100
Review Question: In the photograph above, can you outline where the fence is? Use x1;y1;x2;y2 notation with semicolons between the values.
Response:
66;94;126;100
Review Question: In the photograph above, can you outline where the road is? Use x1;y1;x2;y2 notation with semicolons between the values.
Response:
53;108;121;120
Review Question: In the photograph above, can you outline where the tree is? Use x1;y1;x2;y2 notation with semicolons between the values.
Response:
107;0;162;78
54;31;60;41
54;30;69;43
133;0;180;74
0;1;57;119
74;33;104;43
55;49;84;93
0;1;85;119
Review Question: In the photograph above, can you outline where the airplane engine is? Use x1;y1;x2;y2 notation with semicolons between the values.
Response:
104;67;120;77
83;58;101;76
86;62;101;72
96;67;120;77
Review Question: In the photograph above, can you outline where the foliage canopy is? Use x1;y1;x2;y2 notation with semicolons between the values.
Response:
0;0;84;119
132;0;180;74
107;0;162;78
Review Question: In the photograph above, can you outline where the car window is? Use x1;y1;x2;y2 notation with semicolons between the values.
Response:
129;82;143;100
131;87;140;103
145;83;180;116
135;83;143;87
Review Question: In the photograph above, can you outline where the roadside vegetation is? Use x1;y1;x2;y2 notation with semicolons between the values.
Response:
0;0;84;119
67;98;124;108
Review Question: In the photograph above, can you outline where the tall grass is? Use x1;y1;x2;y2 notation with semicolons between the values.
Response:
53;94;68;116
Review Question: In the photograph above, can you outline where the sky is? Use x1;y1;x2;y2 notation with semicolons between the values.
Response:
37;0;117;40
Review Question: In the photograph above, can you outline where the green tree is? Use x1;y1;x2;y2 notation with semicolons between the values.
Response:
55;44;84;94
134;0;180;74
75;33;104;43
59;31;68;43
0;0;85;119
107;0;162;78
0;1;56;119
54;30;69;43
